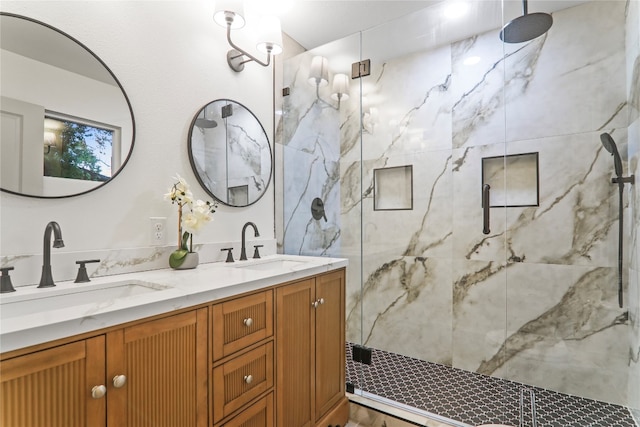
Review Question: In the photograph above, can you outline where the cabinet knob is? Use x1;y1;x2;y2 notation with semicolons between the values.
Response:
243;317;253;327
312;298;325;308
243;374;253;384
112;374;127;388
91;385;107;399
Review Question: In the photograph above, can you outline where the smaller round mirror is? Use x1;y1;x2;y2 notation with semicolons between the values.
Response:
188;99;272;207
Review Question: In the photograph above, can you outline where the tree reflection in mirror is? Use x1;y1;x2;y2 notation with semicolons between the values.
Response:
43;113;119;182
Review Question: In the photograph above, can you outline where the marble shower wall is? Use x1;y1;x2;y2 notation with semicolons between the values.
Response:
281;0;637;408
626;0;640;414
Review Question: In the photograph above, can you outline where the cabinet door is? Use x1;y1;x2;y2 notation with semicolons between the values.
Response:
314;270;346;422
107;309;208;427
0;336;106;427
276;279;314;427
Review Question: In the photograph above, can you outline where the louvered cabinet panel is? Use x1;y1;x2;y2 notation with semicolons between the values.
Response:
215;392;274;427
212;290;273;361
107;308;208;427
212;341;274;423
0;336;106;427
314;270;346;422
275;279;314;427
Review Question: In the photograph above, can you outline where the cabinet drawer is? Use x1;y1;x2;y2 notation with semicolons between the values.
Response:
212;341;274;423
212;290;273;361
216;392;273;427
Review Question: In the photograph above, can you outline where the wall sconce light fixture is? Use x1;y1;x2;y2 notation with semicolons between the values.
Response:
308;56;350;109
214;0;283;72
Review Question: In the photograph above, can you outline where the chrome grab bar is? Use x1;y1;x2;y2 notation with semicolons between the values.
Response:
482;184;491;235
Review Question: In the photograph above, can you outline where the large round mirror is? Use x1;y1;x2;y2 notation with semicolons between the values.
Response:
188;99;272;207
0;13;135;198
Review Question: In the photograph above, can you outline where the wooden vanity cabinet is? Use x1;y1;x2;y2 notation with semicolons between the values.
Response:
0;336;106;427
0;267;346;427
275;269;347;427
0;308;208;427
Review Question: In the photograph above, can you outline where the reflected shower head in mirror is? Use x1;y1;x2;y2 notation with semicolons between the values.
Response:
600;132;623;177
500;0;553;43
195;105;218;130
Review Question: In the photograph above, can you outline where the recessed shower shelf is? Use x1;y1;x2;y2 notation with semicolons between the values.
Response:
482;152;539;207
373;165;414;211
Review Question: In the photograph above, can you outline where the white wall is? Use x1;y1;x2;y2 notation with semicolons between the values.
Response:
0;1;276;285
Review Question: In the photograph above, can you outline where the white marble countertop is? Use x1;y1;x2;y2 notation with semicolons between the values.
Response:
0;254;347;354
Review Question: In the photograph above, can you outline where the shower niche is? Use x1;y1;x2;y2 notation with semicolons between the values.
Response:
482;152;539;207
373;165;413;211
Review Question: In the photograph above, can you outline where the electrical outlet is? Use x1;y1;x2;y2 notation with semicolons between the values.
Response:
149;217;166;246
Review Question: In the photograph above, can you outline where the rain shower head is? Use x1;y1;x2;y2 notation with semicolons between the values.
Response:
600;132;623;177
500;0;553;43
195;118;218;129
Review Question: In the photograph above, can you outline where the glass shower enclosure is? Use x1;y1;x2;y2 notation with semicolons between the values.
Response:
279;0;639;425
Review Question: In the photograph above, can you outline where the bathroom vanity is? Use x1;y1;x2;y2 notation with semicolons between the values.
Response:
0;255;349;427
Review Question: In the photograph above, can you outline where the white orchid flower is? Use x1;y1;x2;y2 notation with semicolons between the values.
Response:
182;200;214;234
165;173;193;205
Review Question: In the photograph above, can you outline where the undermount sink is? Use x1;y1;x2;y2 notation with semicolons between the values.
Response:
233;259;307;271
0;280;172;318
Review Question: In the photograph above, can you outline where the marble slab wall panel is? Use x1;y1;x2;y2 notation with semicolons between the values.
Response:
503;1;628;142
347;252;454;366
283;144;341;256
627;0;640;413
282;51;344;257
451;258;507;373
502;263;627;404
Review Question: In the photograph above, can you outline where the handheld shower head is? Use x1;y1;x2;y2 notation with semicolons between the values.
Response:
600;132;623;177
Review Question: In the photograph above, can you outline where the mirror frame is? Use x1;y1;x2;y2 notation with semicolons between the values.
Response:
187;99;273;207
0;12;136;199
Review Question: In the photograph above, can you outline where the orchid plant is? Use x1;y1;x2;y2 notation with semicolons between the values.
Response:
165;174;217;267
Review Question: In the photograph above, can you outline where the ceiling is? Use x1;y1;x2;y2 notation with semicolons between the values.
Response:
278;1;439;50
277;0;591;52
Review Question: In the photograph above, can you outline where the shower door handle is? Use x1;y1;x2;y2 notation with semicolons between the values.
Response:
482;184;491;235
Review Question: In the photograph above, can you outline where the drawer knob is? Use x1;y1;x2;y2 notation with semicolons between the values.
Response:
243;317;253;327
318;297;325;305
91;385;107;399
243;374;253;384
112;374;127;388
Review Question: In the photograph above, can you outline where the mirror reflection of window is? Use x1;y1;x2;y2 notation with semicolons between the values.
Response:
43;113;119;183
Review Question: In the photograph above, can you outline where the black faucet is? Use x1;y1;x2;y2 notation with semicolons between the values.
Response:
38;221;65;288
240;222;259;261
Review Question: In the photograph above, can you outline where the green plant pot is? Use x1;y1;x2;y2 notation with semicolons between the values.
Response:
169;251;199;270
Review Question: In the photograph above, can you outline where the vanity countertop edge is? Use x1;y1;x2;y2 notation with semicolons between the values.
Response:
0;254;348;354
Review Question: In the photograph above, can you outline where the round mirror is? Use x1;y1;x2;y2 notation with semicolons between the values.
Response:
0;13;135;198
188;99;272;207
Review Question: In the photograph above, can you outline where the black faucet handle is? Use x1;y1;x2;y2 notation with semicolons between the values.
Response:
74;259;100;283
253;245;263;259
221;248;234;263
0;266;16;293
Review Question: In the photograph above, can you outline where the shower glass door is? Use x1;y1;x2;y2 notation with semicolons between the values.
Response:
280;0;639;424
